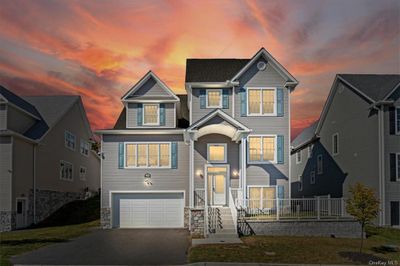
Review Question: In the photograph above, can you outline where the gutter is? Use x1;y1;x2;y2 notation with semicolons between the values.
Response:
291;135;320;154
95;129;186;135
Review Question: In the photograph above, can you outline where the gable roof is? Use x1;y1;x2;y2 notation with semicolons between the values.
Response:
0;85;41;119
291;120;319;150
187;109;251;132
338;74;400;102
121;71;179;102
185;59;249;82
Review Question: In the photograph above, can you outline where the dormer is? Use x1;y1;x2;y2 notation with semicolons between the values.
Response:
121;71;180;128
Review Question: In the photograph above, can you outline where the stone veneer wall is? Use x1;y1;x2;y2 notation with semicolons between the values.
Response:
190;208;205;237
0;211;15;232
184;207;190;228
101;208;111;229
247;220;361;238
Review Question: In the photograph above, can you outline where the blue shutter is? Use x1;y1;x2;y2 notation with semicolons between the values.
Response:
199;89;206;109
240;88;247;116
171;142;178;169
118;143;124;169
137;103;143;126
277;135;284;164
277;88;284;117
159;103;165;126
277;185;284;199
222;89;229;109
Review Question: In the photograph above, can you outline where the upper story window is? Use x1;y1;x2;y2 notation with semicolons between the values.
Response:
206;89;222;108
79;166;87;180
397;153;400;181
308;145;313;158
143;104;159;125
396;108;400;134
207;143;227;163
65;131;76;151
317;154;323;174
247;88;276;116
296;150;302;164
80;139;90;157
60;160;73;181
125;142;171;168
248;135;276;163
332;133;339;155
310;171;316;184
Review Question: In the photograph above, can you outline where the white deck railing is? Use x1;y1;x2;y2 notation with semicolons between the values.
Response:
229;188;238;231
236;197;351;220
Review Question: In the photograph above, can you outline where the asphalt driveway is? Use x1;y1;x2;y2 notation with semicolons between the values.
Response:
12;228;190;265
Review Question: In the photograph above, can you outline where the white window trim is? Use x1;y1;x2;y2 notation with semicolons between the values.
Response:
124;142;172;169
396;153;400;181
142;103;160;126
332;133;339;156
317;154;323;175
310;171;315;185
247;134;277;164
396;107;400;135
299;175;303;191
80;139;90;157
296;150;302;164
79;166;87;181
64;131;76;151
60;160;73;182
207;143;227;163
308;145;313;158
206;89;223;108
246;87;277;116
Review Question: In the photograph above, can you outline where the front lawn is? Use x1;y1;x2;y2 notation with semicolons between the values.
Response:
189;226;400;264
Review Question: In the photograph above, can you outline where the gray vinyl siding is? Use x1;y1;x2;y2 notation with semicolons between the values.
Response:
101;134;189;208
0;103;6;130
7;105;37;134
126;103;175;128
193;134;239;190
128;77;171;98
384;94;400;224
0;137;12;212
191;88;232;123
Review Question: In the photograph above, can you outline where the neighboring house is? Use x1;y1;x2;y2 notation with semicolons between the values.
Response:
291;74;400;227
97;47;298;235
0;86;100;232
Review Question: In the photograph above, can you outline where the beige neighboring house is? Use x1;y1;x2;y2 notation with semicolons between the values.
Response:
0;86;100;232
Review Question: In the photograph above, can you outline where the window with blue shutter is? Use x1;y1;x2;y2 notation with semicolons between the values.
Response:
277;88;284;117
199;89;206;109
277;135;284;164
159;103;165;126
240;88;247;116
137;103;143;126
171;142;178;169
118;142;124;169
277;185;284;199
222;89;229;109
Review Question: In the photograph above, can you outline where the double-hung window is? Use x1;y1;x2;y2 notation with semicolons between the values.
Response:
206;89;222;108
65;131;76;151
125;142;171;168
310;171;315;185
143;104;160;125
79;166;87;180
396;108;400;134
80;139;90;156
317;154;323;174
248;135;276;163
207;143;227;163
247;88;276;116
332;133;339;155
397;153;400;181
60;161;73;181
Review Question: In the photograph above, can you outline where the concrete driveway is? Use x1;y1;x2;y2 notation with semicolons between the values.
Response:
12;228;190;265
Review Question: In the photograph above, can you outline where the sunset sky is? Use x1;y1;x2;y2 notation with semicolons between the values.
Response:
0;0;399;138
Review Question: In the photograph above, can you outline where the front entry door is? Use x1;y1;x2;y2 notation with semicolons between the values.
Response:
16;198;27;229
207;166;227;206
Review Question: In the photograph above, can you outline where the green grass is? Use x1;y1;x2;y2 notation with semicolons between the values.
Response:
189;226;400;264
0;195;100;266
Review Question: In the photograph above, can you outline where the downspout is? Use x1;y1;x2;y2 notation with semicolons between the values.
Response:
377;107;385;226
288;87;292;200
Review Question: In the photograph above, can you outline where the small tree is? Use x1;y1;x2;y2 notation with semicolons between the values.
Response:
346;183;379;253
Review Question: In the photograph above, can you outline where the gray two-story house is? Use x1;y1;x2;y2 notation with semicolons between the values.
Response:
97;48;298;236
291;74;400;227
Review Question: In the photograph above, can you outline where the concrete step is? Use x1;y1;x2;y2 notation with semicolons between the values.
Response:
209;233;238;239
215;229;236;234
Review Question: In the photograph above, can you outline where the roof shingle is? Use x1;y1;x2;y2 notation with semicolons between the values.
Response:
185;59;249;82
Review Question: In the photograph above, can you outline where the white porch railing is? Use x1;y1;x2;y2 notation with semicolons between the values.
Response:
194;189;205;207
229;188;238;231
236;197;351;220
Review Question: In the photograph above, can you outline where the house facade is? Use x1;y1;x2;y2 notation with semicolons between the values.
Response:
291;74;400;227
98;48;298;235
0;86;100;232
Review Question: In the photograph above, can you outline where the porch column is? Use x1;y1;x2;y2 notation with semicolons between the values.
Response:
189;139;194;208
241;137;247;207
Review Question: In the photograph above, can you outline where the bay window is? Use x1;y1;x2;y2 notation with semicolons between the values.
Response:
143;104;159;125
125;142;171;168
247;88;276;116
248;135;276;163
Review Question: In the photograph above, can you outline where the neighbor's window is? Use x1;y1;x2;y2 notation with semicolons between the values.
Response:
125;143;171;168
206;90;222;108
208;144;227;163
310;171;315;185
396;153;400;181
143;104;159;125
299;175;303;191
79;166;87;180
296;150;302;164
317;154;323;174
308;145;313;158
247;88;276;115
65;131;76;150
248;135;276;162
396;108;400;134
80;139;90;156
60;161;73;181
332;133;339;155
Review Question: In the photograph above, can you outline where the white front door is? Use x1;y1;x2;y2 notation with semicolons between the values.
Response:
207;166;227;206
16;198;27;229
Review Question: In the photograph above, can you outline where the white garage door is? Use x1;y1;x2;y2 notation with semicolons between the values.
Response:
118;193;184;228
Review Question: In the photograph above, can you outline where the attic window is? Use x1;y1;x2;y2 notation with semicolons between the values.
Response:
257;61;266;71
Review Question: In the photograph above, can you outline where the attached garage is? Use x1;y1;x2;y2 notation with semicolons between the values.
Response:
112;192;185;228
